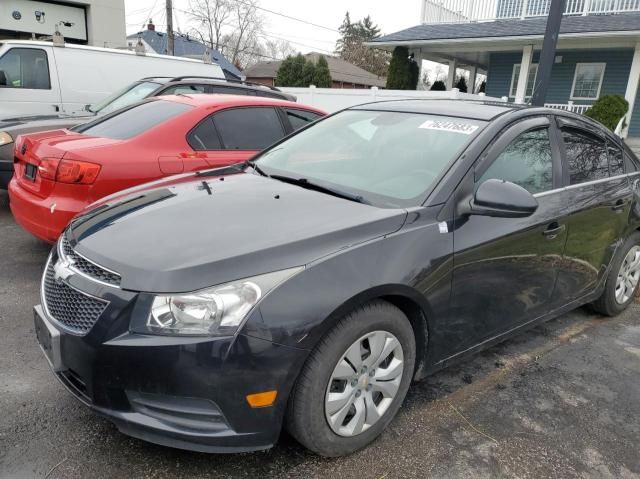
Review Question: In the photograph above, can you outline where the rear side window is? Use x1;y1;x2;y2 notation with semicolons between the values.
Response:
161;84;207;95
0;48;50;89
562;128;608;184
285;108;322;131
214;107;285;150
479;128;553;194
188;118;222;150
210;86;248;95
77;100;192;140
607;141;625;176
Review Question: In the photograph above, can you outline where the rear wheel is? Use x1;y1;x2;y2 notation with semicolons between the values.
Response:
592;231;640;316
285;300;416;457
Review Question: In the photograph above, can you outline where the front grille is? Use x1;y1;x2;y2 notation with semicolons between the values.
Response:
43;259;108;334
60;235;121;287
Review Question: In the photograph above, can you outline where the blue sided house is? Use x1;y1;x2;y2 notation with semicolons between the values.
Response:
370;0;640;138
127;20;243;81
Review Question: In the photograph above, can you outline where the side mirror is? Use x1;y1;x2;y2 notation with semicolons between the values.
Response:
469;179;538;218
0;70;7;86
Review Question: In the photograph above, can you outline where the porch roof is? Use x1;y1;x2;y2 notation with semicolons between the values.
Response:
370;13;640;45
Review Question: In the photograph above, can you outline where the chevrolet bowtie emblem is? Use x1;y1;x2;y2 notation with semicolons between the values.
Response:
53;258;75;282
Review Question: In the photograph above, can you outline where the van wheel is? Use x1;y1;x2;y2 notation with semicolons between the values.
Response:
592;231;640;316
285;300;415;457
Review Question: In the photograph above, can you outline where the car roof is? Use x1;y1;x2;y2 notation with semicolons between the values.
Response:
156;94;324;113
350;99;525;121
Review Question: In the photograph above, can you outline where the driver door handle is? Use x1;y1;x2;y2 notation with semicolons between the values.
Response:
543;222;565;239
610;199;626;212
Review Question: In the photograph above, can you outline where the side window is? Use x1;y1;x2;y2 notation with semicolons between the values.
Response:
161;84;206;95
285;108;322;131
213;107;285;150
607;141;625;177
479;128;553;194
625;152;640;173
0;48;50;89
210;86;248;95
562;128;608;184
187;118;222;150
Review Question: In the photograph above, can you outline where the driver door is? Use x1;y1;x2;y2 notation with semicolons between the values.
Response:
447;117;567;352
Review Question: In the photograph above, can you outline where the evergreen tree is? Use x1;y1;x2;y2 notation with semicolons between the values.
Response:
455;76;468;93
478;81;486;93
313;55;332;87
275;55;296;86
386;46;412;90
290;53;307;87
430;80;446;91
335;12;389;78
301;59;316;87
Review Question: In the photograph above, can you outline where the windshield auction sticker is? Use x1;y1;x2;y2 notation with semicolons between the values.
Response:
419;120;479;135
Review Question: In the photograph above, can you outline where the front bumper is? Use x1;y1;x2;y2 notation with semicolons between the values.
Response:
34;256;309;452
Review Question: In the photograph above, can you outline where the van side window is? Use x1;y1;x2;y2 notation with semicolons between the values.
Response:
561;128;609;184
0;48;51;89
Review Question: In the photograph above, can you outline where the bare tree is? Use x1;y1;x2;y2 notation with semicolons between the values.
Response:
188;0;233;52
224;0;264;67
262;38;296;61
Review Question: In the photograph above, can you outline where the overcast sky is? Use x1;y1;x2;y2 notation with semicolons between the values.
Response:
124;0;421;54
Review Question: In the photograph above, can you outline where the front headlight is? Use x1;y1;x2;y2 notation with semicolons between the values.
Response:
0;131;13;146
145;267;302;336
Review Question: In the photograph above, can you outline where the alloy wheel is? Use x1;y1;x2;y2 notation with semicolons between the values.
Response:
615;245;640;304
324;330;404;437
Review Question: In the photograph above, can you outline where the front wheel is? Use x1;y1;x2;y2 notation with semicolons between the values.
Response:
285;300;416;457
592;231;640;316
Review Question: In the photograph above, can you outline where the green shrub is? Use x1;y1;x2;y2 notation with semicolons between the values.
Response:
386;46;412;90
584;95;628;131
430;80;446;91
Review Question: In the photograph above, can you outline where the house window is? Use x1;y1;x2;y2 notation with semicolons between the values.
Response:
571;63;605;100
509;63;538;98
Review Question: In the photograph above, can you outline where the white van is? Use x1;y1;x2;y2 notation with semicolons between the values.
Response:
0;40;226;118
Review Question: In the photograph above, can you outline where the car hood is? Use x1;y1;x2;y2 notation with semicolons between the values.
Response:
68;172;408;293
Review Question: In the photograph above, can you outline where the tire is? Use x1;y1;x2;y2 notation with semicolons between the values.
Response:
592;231;640;316
285;300;416;457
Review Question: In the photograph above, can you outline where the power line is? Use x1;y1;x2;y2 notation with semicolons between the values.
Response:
232;0;339;33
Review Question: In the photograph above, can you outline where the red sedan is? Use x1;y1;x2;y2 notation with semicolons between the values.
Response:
9;95;325;243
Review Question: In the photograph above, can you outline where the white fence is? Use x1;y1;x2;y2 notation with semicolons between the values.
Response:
281;86;506;113
421;0;640;23
544;102;591;114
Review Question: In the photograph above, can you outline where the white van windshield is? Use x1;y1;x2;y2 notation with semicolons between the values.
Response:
90;81;162;114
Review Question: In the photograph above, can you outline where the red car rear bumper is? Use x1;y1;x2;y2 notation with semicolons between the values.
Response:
8;179;86;243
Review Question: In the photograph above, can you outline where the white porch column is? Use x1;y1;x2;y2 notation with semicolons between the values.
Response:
446;59;457;90
468;66;478;94
515;45;534;104
622;41;640;138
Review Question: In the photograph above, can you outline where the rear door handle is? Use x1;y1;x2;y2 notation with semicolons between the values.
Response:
610;199;626;212
543;222;565;238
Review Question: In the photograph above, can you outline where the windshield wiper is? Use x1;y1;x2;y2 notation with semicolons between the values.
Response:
270;174;369;205
244;160;269;177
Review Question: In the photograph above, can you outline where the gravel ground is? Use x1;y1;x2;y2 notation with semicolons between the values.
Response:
1;188;639;479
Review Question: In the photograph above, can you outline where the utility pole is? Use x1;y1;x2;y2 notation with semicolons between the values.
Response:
166;0;174;56
531;0;566;106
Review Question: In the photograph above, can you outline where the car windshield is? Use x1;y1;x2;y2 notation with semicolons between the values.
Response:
90;81;162;114
255;110;486;208
75;100;192;140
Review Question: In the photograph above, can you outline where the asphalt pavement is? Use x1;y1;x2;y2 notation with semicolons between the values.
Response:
1;189;639;479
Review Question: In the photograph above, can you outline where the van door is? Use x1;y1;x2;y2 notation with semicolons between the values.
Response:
0;45;61;117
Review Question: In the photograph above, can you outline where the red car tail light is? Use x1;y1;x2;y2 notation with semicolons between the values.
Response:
38;158;61;180
37;158;101;184
56;159;101;184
